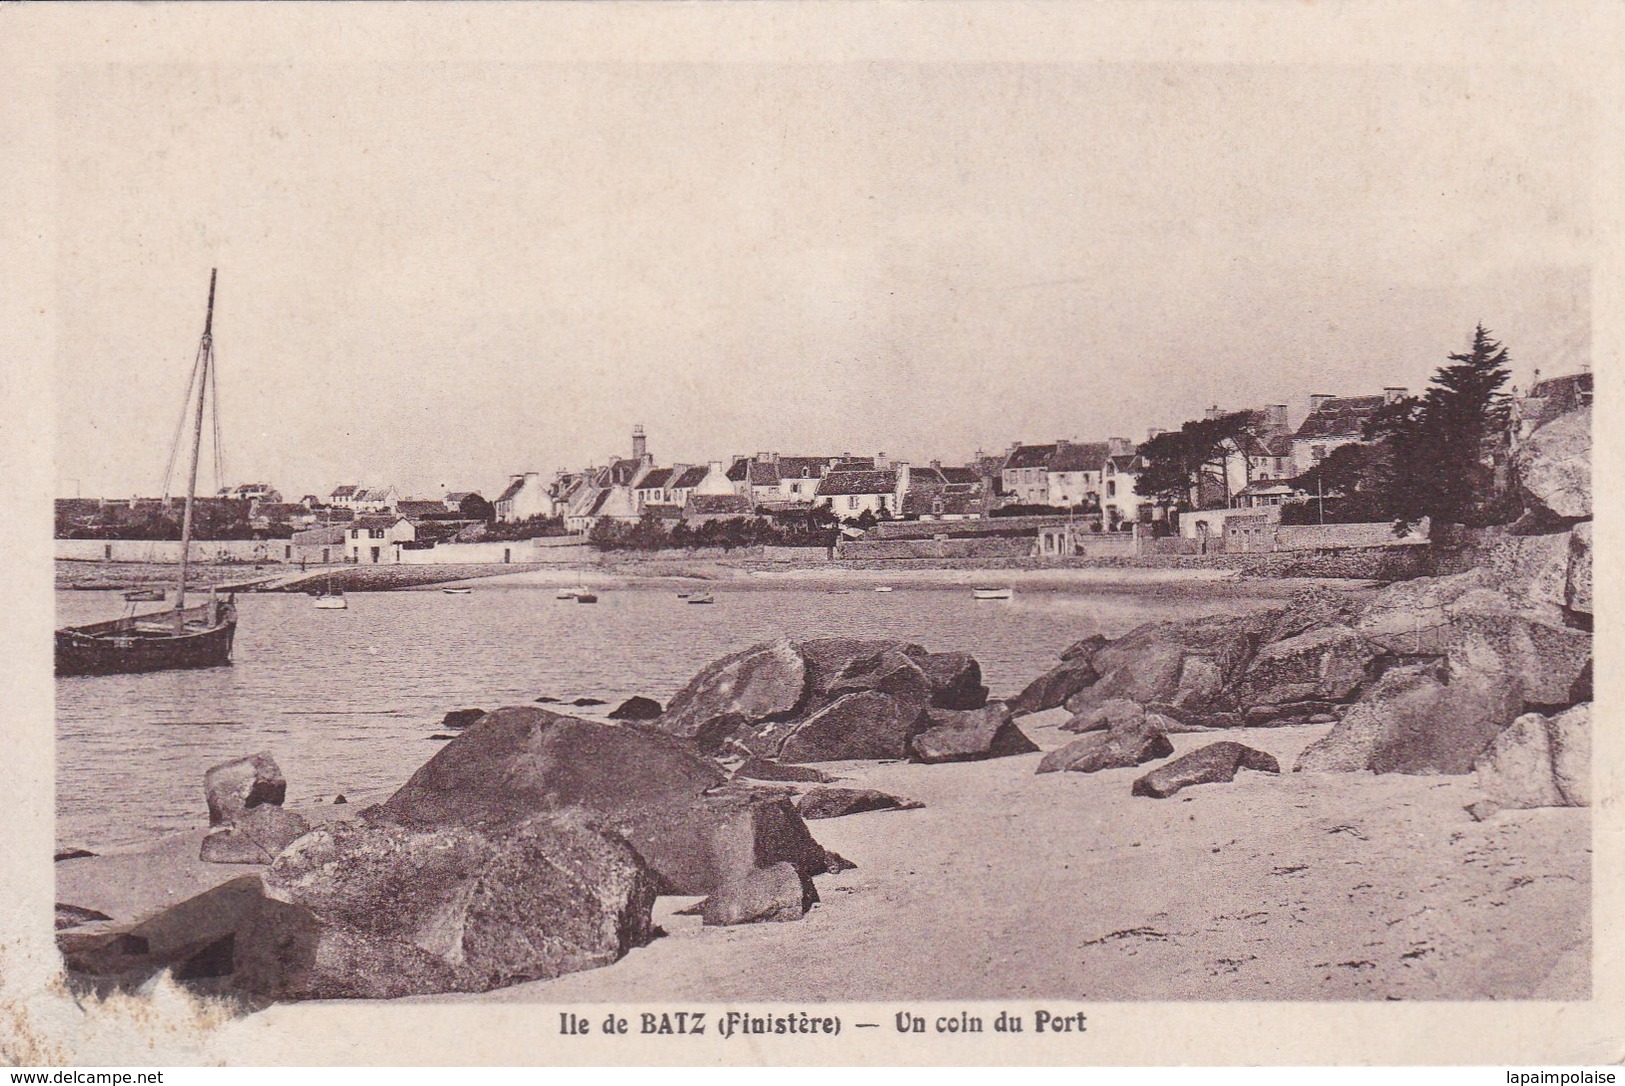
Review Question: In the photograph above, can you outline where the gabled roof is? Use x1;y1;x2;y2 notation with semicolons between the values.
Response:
1238;480;1301;497
330;484;361;499
748;461;780;486
670;466;709;489
636;467;674;490
938;466;980;485
1004;443;1058;470
1049;442;1112;473
443;491;476;504
357;487;397;503
642;503;684;520
1106;454;1143;472
683;493;752;517
396;500;446;519
352;514;410;530
606;458;644;486
906;467;949;487
494;478;526;503
586;489;615;516
777;457;831;479
815;470;898;496
1295;395;1386;441
901;489;983;517
830;457;874;472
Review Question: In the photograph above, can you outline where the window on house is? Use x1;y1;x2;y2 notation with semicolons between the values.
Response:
1106;481;1116;498
848;496;859;510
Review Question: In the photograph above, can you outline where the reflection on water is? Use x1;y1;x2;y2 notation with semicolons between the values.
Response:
55;582;1290;849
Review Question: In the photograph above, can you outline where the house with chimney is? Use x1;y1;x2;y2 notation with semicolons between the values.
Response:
495;472;553;522
1291;388;1407;478
346;515;415;564
1001;443;1059;505
1046;441;1114;508
1102;451;1150;528
814;457;901;519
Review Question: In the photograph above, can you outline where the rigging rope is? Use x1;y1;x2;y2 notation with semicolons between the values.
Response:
208;337;226;494
161;341;207;501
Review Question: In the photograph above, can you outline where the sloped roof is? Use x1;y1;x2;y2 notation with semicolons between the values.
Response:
642;503;684;520
396;500;446;519
1295;395;1386;441
636;467;674;490
494;478;526;503
606;458;644;486
443;491;476;503
1106;454;1143;472
906;466;949;487
330;484;361;499
670;466;709;489
1004;443;1058;470
815;470;898;496
830;457;874;472
938;466;980;485
352;514;410;530
1238;481;1301;497
901;489;983;517
1049;442;1112;473
683;493;752;517
777;457;831;479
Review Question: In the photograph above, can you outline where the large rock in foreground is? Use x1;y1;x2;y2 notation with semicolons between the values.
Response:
909;702;1037;763
378;707;827;894
1131;742;1279;798
200;804;311;865
654;637;989;757
1472;704;1590;813
1294;665;1521;775
698;861;816;927
1516;405;1590;521
1037;719;1173;775
237;812;657;1000
204;752;287;826
797;787;923;820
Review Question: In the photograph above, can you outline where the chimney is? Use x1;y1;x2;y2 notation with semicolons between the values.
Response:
1204;405;1224;421
1309;393;1337;414
1108;436;1133;456
1056;438;1071;451
1383;386;1408;404
1266;404;1288;432
631;424;647;461
524;471;539;483
1147;427;1166;442
930;459;942;470
875;451;890;470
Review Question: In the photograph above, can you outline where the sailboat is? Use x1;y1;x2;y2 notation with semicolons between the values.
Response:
314;573;347;610
55;270;239;676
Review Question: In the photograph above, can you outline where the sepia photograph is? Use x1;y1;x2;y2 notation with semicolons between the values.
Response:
2;1;1619;1069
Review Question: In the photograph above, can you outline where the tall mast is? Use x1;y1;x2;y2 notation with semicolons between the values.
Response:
175;269;216;620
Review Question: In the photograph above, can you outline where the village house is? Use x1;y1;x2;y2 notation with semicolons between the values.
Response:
567;485;640;534
726;455;786;508
1515;371;1592;441
682;492;754;525
1102;452;1149;528
346;515;415;564
494;472;553;523
633;467;676;510
1046;441;1113;508
287;524;347;565
1291;389;1406;478
814;468;900;519
1000;442;1058;505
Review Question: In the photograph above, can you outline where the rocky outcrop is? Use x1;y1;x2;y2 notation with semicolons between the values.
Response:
200;804;311;865
236;812;658;999
698;862;816;926
58;874;268;991
1516;406;1590;522
909;702;1037;763
654;638;989;759
1295;665;1522;775
1131;742;1280;798
55;904;112;931
775;691;927;762
608;696;663;721
1037;714;1173;775
440;708;486;730
204;752;287;825
797;788;923;820
1063;612;1275;721
1008;637;1105;718
378;707;828;895
1471;704;1590;816
657;639;809;749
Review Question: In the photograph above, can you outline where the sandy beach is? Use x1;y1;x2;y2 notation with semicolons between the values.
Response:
56;709;1587;1005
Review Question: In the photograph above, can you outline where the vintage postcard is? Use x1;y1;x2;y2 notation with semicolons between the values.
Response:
1;1;1620;1068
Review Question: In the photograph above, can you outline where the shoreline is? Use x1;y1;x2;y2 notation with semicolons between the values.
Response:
56;711;1588;1003
57;557;1381;596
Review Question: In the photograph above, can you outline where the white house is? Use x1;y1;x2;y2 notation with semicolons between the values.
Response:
1291;389;1406;478
1045;441;1112;508
1001;443;1058;505
814;469;900;518
347;515;416;564
1102;454;1148;528
494;472;553;522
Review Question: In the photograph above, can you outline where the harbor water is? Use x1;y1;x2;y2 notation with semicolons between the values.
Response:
55;581;1292;850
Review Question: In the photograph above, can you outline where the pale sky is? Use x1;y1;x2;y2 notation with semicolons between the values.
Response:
54;61;1591;500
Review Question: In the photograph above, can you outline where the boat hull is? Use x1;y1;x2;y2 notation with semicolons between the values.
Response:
55;601;237;676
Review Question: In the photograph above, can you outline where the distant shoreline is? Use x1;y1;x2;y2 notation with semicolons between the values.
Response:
56;557;1379;596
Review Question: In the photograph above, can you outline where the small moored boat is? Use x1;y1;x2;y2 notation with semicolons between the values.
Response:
874;586;894;593
972;586;1013;601
314;573;346;609
442;587;473;595
575;592;599;604
687;593;715;605
123;587;166;602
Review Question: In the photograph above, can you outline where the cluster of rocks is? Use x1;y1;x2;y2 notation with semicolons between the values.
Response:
1018;404;1593;811
198;753;310;865
652;636;1035;765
